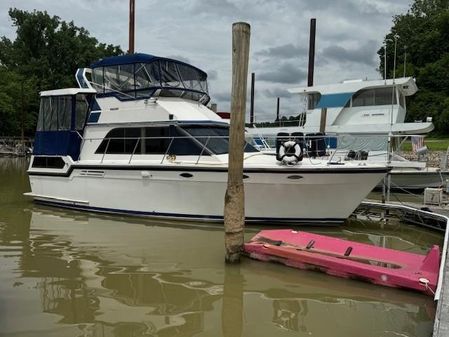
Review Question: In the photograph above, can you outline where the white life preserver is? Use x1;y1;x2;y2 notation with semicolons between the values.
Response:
279;140;302;165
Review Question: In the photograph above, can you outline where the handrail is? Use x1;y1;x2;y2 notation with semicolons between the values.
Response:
160;138;174;164
101;138;111;163
196;136;210;164
128;138;140;164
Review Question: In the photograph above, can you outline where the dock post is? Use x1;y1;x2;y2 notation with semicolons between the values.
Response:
224;22;250;263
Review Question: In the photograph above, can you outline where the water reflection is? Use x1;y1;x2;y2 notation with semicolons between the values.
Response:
9;208;433;336
0;158;440;336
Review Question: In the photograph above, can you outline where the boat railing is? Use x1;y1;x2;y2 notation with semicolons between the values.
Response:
246;133;434;164
83;134;244;165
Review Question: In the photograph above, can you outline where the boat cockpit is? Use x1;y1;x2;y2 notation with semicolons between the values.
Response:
33;88;96;161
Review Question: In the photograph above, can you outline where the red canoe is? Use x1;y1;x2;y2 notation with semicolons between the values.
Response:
244;229;440;296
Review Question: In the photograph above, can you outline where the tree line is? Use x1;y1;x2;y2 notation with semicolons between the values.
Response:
0;8;122;137
378;0;449;134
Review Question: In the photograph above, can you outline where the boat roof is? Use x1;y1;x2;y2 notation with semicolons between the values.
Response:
40;88;97;97
90;53;207;77
289;77;418;96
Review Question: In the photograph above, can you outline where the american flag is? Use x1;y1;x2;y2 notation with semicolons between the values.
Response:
411;136;425;153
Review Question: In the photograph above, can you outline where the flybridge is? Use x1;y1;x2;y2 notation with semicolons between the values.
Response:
88;53;210;104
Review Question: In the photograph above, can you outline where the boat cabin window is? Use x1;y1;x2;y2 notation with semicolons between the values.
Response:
183;125;258;154
75;95;90;131
95;126;205;155
351;87;397;107
307;93;321;109
95;125;258;155
37;94;92;132
92;59;209;103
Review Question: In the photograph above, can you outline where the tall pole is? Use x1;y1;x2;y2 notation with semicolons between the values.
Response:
276;97;280;122
384;42;387;84
224;22;250;263
403;45;407;78
128;0;135;54
20;80;24;148
250;72;255;127
307;18;316;87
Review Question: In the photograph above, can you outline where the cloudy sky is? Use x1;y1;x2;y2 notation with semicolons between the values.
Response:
0;0;412;121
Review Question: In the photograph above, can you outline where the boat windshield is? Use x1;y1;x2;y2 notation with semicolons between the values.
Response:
181;125;258;154
91;55;209;104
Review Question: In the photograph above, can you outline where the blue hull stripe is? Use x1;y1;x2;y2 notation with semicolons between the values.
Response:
35;200;344;225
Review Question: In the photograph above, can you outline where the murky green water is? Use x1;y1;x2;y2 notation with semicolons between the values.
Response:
0;158;442;336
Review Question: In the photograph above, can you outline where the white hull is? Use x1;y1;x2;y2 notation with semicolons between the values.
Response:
28;164;386;224
377;169;448;191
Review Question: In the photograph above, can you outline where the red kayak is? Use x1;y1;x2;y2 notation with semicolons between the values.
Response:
244;229;440;296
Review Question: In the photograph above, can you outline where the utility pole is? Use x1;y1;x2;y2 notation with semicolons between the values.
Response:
128;0;135;54
224;22;250;263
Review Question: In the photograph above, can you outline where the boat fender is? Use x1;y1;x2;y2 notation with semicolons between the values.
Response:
278;141;302;165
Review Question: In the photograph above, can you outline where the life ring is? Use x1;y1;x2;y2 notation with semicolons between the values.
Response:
279;140;302;165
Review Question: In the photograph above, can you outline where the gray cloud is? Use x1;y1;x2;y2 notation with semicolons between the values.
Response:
262;88;292;99
167;55;191;64
189;0;239;17
258;63;306;84
255;43;307;59
212;91;231;103
322;40;378;66
207;70;218;80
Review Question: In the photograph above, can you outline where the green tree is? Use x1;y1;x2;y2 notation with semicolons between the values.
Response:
378;0;449;134
0;8;123;136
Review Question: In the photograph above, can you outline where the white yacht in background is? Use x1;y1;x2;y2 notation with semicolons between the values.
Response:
25;53;389;224
248;77;433;138
246;77;446;190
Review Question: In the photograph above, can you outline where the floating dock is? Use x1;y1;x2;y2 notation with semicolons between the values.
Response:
245;229;440;295
353;201;449;336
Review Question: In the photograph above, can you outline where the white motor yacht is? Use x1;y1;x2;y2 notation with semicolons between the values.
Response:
246;77;447;191
26;54;388;224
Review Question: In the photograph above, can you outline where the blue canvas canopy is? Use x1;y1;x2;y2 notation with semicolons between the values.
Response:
90;53;209;103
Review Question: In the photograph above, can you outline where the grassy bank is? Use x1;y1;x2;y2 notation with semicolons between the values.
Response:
401;138;449;152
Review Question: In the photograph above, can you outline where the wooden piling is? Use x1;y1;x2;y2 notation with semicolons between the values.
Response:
224;22;250;263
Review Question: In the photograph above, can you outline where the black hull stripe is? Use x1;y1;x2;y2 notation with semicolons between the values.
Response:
28;164;390;177
35;200;345;225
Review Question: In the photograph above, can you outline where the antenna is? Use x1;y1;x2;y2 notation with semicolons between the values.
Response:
392;35;399;84
403;45;407;78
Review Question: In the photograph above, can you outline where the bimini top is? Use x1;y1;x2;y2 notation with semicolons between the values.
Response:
90;53;210;104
